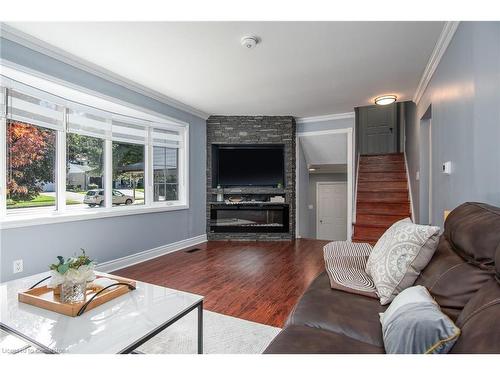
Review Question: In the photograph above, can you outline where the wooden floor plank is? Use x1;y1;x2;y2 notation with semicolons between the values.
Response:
113;239;328;328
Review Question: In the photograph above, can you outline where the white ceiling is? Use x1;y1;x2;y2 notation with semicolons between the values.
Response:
300;133;347;165
6;22;444;118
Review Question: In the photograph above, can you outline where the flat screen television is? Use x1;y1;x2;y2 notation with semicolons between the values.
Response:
214;145;285;187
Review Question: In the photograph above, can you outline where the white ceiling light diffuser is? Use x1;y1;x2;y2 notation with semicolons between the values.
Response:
375;95;397;105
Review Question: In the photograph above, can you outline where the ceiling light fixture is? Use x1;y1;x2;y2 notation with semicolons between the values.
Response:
240;36;259;49
375;95;397;106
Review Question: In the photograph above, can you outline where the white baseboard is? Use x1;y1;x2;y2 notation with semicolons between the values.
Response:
97;234;208;273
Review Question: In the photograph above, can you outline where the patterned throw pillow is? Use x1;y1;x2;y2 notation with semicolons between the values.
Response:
365;218;440;305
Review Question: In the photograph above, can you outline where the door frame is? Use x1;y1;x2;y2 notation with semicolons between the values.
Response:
296;127;353;240
419;106;433;225
316;181;348;240
428;120;433;224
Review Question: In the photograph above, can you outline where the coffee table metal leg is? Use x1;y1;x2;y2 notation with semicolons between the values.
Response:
198;301;203;354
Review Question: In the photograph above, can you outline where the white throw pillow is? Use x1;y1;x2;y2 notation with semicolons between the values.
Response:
365;218;440;305
380;286;460;354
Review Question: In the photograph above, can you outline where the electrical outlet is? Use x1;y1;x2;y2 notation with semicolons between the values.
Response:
13;259;23;274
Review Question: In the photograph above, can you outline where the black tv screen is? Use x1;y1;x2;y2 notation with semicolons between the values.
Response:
216;145;284;187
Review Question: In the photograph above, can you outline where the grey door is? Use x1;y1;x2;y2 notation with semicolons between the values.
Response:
358;103;397;155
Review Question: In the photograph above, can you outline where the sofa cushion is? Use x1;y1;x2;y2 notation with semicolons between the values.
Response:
366;218;440;305
415;236;494;320
263;325;384;354
415;203;500;319
444;202;500;267
451;279;500;353
286;271;386;347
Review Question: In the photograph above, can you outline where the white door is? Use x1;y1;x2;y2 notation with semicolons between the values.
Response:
316;182;347;241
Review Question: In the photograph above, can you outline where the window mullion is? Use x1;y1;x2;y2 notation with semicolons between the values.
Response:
56;112;67;213
145;128;153;206
104;139;113;209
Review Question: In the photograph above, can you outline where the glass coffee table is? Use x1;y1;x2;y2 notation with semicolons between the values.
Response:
0;271;203;354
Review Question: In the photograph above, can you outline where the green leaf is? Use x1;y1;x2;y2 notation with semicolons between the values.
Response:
57;263;69;274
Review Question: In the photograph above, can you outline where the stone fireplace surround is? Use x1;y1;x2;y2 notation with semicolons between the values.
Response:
206;116;296;240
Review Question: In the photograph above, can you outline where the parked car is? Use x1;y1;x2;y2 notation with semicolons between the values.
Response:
83;189;134;207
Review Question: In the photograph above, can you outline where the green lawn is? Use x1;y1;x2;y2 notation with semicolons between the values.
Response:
7;195;80;209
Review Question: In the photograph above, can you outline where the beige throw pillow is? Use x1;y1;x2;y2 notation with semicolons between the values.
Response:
366;218;440;305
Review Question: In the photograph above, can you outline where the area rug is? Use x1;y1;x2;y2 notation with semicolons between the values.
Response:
138;309;281;354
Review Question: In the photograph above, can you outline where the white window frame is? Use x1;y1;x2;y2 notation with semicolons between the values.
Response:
0;67;190;229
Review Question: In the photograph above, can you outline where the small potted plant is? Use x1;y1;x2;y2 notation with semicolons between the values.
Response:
48;249;96;304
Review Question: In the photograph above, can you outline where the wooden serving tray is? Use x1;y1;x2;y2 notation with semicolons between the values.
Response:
18;274;136;317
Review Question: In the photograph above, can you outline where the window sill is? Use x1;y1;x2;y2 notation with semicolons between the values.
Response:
0;203;189;229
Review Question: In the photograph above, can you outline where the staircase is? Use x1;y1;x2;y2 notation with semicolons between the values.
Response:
352;153;411;245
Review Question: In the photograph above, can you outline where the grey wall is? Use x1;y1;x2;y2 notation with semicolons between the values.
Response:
0;38;207;281
405;22;500;228
296;116;354;238
306;173;348;239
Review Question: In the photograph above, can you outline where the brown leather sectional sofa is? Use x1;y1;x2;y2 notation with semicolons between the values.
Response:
264;202;500;354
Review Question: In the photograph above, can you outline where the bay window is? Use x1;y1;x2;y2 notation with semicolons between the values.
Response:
0;73;189;227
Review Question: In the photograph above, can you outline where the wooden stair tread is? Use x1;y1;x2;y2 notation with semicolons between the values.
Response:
357;194;409;203
356;213;409;227
358;181;407;188
357;189;408;194
359;166;406;173
354;219;405;229
358;172;407;182
354;223;390;231
357;207;411;216
359;153;404;160
360;161;405;167
353;225;388;239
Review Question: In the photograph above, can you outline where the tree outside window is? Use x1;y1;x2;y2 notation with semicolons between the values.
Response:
6;120;57;210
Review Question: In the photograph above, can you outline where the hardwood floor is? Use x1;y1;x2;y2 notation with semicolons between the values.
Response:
113;239;328;327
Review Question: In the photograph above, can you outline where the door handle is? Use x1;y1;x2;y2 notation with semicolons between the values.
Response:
389;127;393;133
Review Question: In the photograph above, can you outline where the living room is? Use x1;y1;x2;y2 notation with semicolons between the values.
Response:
1;1;499;374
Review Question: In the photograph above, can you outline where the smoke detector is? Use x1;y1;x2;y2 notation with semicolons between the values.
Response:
241;36;259;49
